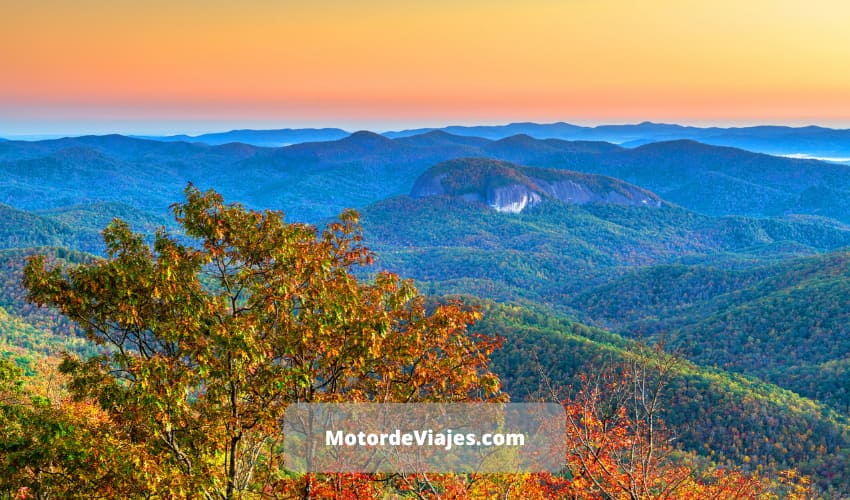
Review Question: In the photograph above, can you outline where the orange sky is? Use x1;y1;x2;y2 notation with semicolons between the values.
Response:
2;0;850;134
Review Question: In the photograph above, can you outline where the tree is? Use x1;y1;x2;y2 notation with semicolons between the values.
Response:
530;346;807;500
558;347;691;498
1;355;153;499
21;186;503;498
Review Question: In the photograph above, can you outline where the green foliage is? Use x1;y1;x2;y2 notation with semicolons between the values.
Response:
36;201;175;234
417;157;659;204
0;248;92;353
571;252;850;412
0;306;97;374
359;195;850;306
1;355;154;498
0;204;98;253
16;186;503;498
476;302;850;495
357;194;850;494
6;132;850;222
4;132;850;496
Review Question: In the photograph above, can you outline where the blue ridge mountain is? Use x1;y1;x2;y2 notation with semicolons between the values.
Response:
385;121;850;160
410;158;661;213
135;127;350;147
4;132;850;223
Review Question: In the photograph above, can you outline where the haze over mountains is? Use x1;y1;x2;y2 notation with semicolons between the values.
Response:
134;127;350;147
387;122;850;160
3;129;850;221
111;121;850;162
4;125;850;494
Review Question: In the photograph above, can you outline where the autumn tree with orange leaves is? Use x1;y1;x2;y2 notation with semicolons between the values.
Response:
520;347;812;500
17;186;503;499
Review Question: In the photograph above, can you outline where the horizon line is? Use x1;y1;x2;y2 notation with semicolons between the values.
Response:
3;118;850;140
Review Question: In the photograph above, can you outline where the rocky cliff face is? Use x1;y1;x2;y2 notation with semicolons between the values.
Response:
486;184;543;213
533;178;661;208
410;169;543;213
410;158;662;213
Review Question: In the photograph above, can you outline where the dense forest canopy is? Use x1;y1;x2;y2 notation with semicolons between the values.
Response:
2;131;848;496
2;188;811;498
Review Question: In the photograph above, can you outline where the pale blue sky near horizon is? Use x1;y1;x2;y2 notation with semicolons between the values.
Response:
4;117;850;140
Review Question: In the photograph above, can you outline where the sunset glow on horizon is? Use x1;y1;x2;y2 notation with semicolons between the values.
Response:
3;0;850;135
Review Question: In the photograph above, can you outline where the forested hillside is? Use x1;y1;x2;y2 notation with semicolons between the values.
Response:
479;302;850;494
571;252;850;412
4;132;850;221
2;132;850;495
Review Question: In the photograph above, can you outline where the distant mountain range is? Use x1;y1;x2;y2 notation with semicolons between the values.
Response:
135;127;350;147
3;131;850;223
121;121;850;161
386;121;850;161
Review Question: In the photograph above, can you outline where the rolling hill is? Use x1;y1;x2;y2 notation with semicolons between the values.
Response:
360;160;850;302
4;128;850;494
480;302;850;494
138;127;350;147
410;158;661;213
385;121;850;160
4;131;850;222
570;252;850;413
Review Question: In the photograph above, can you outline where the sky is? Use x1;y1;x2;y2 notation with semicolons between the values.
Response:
2;0;850;136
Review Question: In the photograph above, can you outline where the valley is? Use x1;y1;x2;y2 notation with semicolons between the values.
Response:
2;129;850;494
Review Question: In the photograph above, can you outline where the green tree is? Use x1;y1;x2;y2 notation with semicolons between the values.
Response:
1;355;152;498
21;186;503;498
